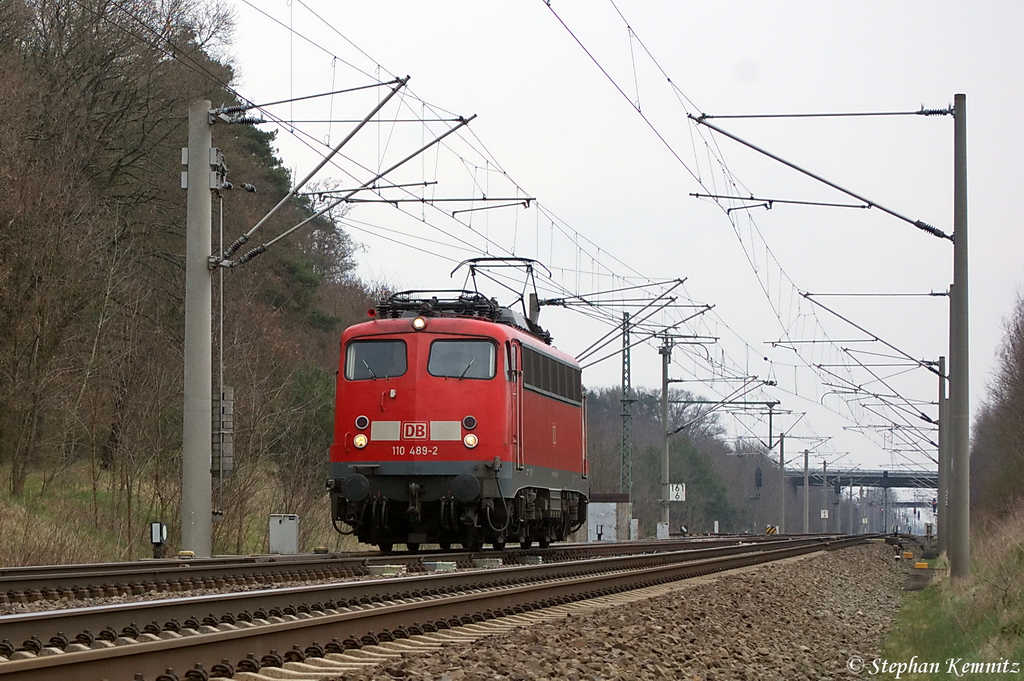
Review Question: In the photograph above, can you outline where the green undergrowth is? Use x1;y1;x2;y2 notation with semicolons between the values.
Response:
879;507;1024;679
0;463;366;566
0;469;126;565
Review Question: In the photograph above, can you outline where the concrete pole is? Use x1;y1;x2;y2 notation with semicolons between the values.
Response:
848;484;854;534
949;93;970;579
183;100;213;557
884;484;889;533
660;337;671;530
835;475;841;533
943;396;950;526
821;461;827;533
778;433;785;533
937;356;948;556
803;449;809;533
859;487;864;534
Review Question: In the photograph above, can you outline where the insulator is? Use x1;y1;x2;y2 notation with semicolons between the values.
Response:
213;103;248;114
222;235;249;259
914;220;951;240
238;245;267;264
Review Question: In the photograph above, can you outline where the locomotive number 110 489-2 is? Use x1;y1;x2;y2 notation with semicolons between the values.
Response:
391;445;440;456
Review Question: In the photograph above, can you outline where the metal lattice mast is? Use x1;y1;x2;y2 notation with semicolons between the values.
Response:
660;334;672;529
620;312;633;494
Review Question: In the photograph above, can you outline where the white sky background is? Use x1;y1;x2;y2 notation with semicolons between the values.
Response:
227;0;1024;480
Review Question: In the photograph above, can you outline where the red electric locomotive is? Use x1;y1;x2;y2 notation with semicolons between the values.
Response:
328;265;588;551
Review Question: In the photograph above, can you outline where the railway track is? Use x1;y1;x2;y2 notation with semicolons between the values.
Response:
0;535;793;606
0;534;876;680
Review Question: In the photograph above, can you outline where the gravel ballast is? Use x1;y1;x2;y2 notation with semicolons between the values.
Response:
338;542;903;681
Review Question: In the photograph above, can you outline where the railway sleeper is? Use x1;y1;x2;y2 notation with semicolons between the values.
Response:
0;538;856;670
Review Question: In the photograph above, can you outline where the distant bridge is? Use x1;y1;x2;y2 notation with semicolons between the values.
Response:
784;469;937;489
889;500;935;508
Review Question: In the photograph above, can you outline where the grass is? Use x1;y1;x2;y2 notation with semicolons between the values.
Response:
879;506;1024;679
0;462;366;566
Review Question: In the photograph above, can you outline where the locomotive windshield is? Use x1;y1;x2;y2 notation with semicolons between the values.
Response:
428;340;496;380
345;340;407;380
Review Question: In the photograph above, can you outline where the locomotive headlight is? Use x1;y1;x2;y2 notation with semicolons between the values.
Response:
463;433;479;448
353;433;369;449
412;316;427;330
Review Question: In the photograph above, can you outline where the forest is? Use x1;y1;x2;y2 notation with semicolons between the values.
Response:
585;386;870;537
0;0;373;561
0;0;829;561
0;0;1019;565
970;295;1024;520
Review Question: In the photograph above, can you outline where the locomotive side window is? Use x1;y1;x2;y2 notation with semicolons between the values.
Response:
345;340;407;380
505;341;519;382
428;340;496;380
522;346;582;405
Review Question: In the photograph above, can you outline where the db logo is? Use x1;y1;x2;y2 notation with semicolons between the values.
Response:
403;422;428;440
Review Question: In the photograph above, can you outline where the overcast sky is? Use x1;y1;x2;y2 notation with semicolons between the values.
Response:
228;1;1024;479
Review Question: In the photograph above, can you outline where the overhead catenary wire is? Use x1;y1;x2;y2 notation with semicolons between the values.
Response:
546;0;950;466
77;0;787;454
689;115;953;242
221;77;409;261
697;107;952;119
175;0;932;461
233;115;477;265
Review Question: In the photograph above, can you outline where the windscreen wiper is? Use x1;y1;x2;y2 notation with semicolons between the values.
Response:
458;358;476;379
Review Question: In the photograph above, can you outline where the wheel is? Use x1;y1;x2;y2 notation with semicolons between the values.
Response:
377;542;393;553
406;543;420;553
520;538;532;549
466;537;483;552
492;538;506;551
438;541;452;551
538;536;550;549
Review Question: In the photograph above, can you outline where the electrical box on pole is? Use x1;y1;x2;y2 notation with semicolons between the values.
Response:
212;386;234;478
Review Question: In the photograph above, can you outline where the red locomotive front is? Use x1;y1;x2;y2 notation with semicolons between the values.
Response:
328;290;588;551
